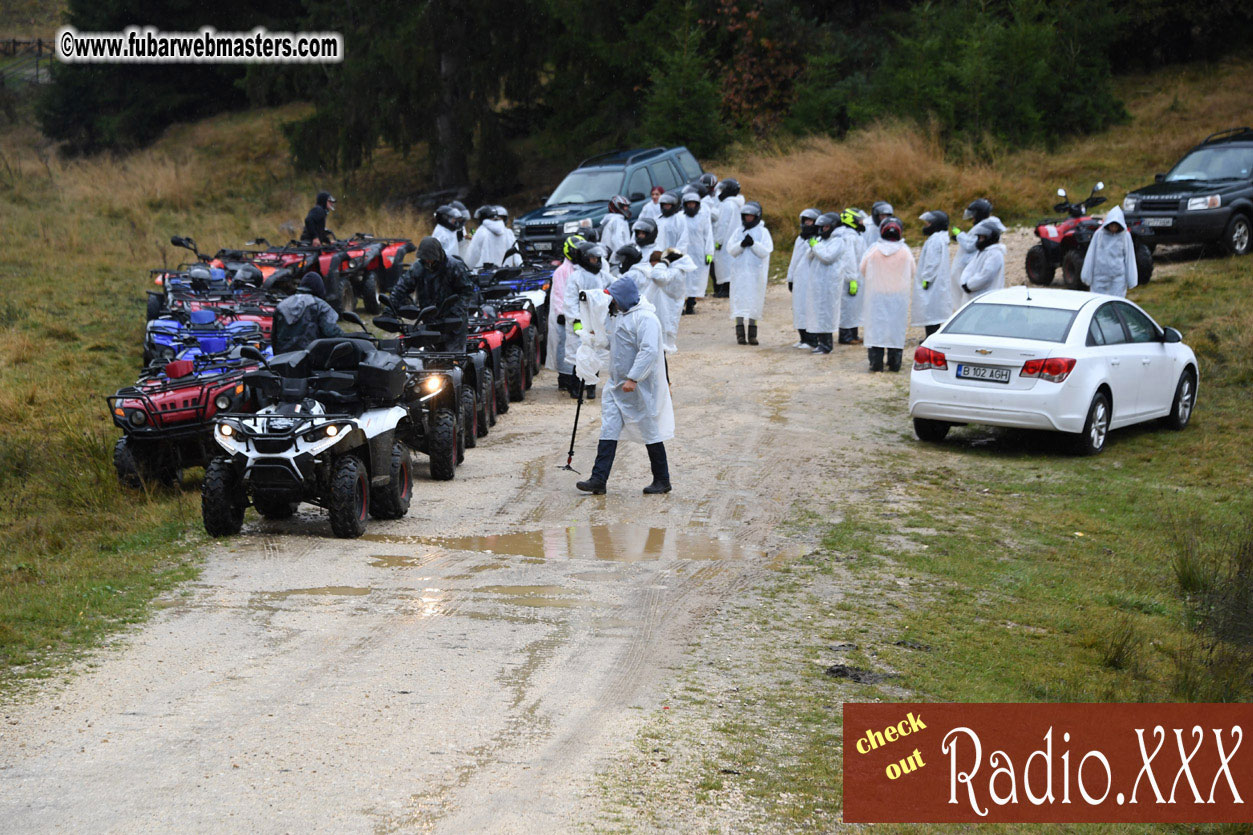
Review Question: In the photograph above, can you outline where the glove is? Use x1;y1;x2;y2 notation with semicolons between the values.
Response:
848;280;858;296
922;280;930;290
808;238;817;248
741;236;754;248
573;320;583;333
961;284;970;294
950;227;961;239
664;249;683;264
788;282;793;293
557;314;566;326
705;254;713;265
715;242;722;251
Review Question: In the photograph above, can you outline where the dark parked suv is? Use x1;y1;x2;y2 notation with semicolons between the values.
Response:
1123;127;1253;256
513;147;704;255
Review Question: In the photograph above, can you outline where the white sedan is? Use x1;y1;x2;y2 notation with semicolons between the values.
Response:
908;287;1198;454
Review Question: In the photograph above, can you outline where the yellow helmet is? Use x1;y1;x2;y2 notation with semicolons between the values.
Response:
563;234;586;261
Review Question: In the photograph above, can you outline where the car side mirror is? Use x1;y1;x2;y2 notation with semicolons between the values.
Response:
1154;173;1165;183
630;192;646;202
1162;326;1182;344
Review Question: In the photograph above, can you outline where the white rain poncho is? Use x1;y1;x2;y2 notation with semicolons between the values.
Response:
465;219;522;269
600;280;674;445
862;223;880;252
950;215;999;310
599;213;631;256
563;263;612;368
702;193;720;225
681;206;716;297
635;246;694;353
860;240;916;349
836;226;865;328
657;212;690;254
911;230;953;326
805;235;849;333
712;194;746;285
573;284;612;385
1080;206;1138;297
639;199;661;223
959;217;1008;301
725;222;774;320
544;258;576;373
432;224;460;259
787;236;812;332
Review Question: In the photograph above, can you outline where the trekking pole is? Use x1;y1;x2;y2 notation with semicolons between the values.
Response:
559;379;585;473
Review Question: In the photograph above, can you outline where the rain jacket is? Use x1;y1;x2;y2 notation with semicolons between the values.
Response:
837;227;865;328
599;214;631;256
657;212;690;254
911;230;953;326
712;194;746;284
639;200;662;223
432;223;460;258
860;240;916;349
272;291;343;354
465;219;522;269
635;245;694;353
563;263;612;368
389;253;475;352
950;215;1000;310
805;235;850;333
958;217;1008;302
681;206;716;297
725;222;774;321
600;280;674;445
787;236;813;332
1080;206;1138;297
545;259;576;374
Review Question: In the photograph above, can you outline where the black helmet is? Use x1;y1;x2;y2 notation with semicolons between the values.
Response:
799;207;821;239
964;198;993;223
658;191;681;217
815;211;839;239
681;189;703;217
975;229;1002;250
871;200;894;226
920;210;950;235
233;263;263;286
717;178;741;200
474;205;499;222
699;172;717;194
449;200;468;213
610;244;643;273
434;204;460;230
632;217;659;247
740;200;763;230
608;194;632;219
578;241;606;273
879;217;903;242
187;263;212;285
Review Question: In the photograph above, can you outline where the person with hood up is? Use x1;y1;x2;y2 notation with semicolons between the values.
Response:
712;178;744;298
655;191;690;253
546;234;586;395
639;185;666;223
599;195;633;255
301;191;336;245
576;276;674;496
864;200;893;250
1080;206;1138;297
679;188;716;315
563;241;613;400
958;216;1008;302
787;208;822;349
389;237;475;352
860;217;916;372
950;198;995;311
432;204;462;257
805;211;851;354
836;209;867;345
466;205;522;269
726;201;774;346
698;173;720;221
911;210;953;336
272;273;344;354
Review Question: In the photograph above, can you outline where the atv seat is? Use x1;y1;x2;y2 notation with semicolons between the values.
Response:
307;338;372;371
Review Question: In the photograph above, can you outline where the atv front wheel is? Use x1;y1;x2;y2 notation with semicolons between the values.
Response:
360;271;382;314
202;455;245;537
504;345;525;402
369;442;412;520
146;293;165;321
113;437;144;489
1135;243;1154;284
329;454;370;538
253;493;297;520
428;408;457;481
1061;250;1085;289
1025;245;1054;285
461;386;478;449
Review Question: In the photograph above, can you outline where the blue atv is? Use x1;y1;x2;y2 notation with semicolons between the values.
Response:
143;308;269;368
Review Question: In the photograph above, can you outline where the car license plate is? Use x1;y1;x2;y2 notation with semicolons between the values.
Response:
1145;217;1173;227
956;363;1011;384
532;242;552;251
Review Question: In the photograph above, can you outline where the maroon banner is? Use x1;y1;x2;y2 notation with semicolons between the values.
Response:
843;703;1253;823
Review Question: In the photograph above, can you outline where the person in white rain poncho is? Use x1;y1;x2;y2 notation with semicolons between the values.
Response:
836;208;867;344
959;216;1007;302
599;195;633;256
950;198;995;311
575;277;674;497
712;178;744;298
1080;206;1138;297
631;218;694;354
431;205;463;258
726;201;774;346
639;185;665;223
680;189;716;315
563;241;613;399
787;208;821;349
465;205;522;269
545;234;585;395
698;173;720;221
864;200;893;251
860;217;915;372
805;212;850;355
911;210;953;336
655;191;690;253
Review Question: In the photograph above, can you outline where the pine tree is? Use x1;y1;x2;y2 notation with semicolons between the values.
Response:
640;1;726;158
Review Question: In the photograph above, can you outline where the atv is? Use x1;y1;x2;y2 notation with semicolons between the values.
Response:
203;339;414;539
1025;183;1155;288
143;308;268;368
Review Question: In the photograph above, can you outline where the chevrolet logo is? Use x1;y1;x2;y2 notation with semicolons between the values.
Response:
975;349;992;355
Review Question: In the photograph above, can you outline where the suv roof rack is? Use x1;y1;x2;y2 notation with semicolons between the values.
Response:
1201;127;1253;145
578;147;666;169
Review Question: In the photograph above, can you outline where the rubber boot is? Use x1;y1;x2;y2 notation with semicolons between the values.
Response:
586;384;596;401
683;297;696;315
576;439;616;494
643;443;672;494
868;347;885;372
735;321;747;345
887;348;903;372
747;322;758;345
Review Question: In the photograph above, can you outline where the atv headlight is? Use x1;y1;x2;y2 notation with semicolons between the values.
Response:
1122;195;1138;212
218;422;234;437
214;394;233;411
302;423;341;442
128;410;147;427
1187;195;1221;211
422;376;444;394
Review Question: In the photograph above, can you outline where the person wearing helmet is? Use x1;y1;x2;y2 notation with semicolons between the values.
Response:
301;191;337;245
632;217;659;252
712;178;745;298
448;201;471;258
726;201;774;345
575;276;674;496
1080;206;1138;297
863;200;893;251
545;234;586;394
787;208;822;348
959;217;1007;302
698;172;720;221
655;191;690;256
272;273;345;354
564;241;613;399
465;205;522;270
600;195;633;255
640;185;666;223
389;237;475;352
680;188;716;314
804;211;851;354
836;209;869;344
631;215;693;354
860;217;915;372
432;204;462;257
950;198;997;311
912;210;953;336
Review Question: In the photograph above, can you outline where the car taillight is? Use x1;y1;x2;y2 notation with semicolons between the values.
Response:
1021;357;1076;383
913;346;947;371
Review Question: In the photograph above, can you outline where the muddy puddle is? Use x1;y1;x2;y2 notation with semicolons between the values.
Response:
476;585;587;608
259;586;373;600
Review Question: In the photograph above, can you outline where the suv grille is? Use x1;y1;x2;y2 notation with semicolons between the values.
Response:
526;224;559;237
1139;198;1180;212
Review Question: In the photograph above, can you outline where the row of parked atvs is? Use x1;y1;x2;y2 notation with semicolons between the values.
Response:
110;233;557;538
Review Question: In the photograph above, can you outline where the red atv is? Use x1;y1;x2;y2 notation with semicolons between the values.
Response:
1025;183;1154;288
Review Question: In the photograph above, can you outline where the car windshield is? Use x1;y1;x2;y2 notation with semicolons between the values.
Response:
944;303;1077;343
1165;146;1253;182
547;169;623;205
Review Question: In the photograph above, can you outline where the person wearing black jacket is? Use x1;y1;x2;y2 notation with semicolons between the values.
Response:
389;237;475;352
301;191;336;245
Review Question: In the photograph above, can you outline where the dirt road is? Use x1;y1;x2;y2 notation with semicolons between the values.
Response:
0;248;1018;832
